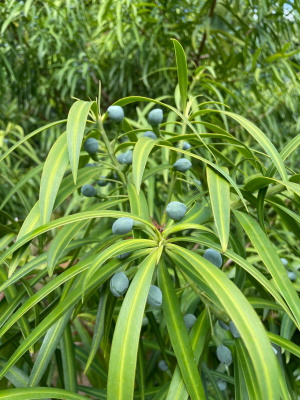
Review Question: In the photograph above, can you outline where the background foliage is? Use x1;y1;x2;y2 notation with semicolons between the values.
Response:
0;1;300;400
1;0;300;146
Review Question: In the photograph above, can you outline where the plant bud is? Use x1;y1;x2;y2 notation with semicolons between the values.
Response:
117;153;125;164
216;345;232;365
288;271;297;282
97;176;109;187
183;314;197;329
173;158;192;172
148;109;163;126
218;320;230;330
147;285;162;307
81;184;96;197
124;150;133;165
217;379;227;391
229;321;240;338
84;138;99;154
107;105;124;122
182;142;191;150
166;201;187;221
110;272;129;297
158;360;168;371
203;248;223;268
281;258;288;266
143;131;157;139
117;252;132;260
112;217;134;235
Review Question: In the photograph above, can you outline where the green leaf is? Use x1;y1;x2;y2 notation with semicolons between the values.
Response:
207;166;230;252
84;288;108;373
167;236;297;325
1;210;156;266
66;100;95;183
166;309;210;400
82;239;156;295
0;359;29;388
47;199;124;277
222;111;288;181
28;311;72;387
234;210;300;328
132;137;159;193
39;132;69;224
157;261;205;400
60;322;78;392
0;387;89;399
166;243;280;400
107;250;158;400
267;331;300;359
171;39;188;113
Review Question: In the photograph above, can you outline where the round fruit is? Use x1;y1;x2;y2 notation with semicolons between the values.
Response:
281;258;288;266
147;285;162;307
81;184;96;197
117;252;132;260
216;345;232;365
182;142;191;150
85;163;95;167
218;320;230;331
229;321;240;338
124;150;133;165
158;360;168;371
217;379;227;391
84;138;99;154
183;314;197;329
110;272;129;297
173;158;192;172
166;201;187;221
203;248;223;268
117;153;125;164
97;176;108;186
107;105;124;122
143;131;157;139
148;109;163;126
288;271;296;282
112;217;134;235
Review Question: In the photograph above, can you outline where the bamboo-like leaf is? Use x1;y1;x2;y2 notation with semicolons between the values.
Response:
162;223;214;238
60;323;78;392
132;137;159;193
1;210;156;266
66;100;95;183
172;39;188;113
207;166;230;252
234;210;300;327
18;165;103;239
82;239;156;295
0;259;120;380
157;262;205;400
127;183;149;221
39;133;69;224
0;359;29;388
167;236;297;325
267;332;300;358
166;309;210;400
84;288;108;373
236;339;260;400
166;243;280;400
47;198;125;276
0;387;89;399
107;250;158;400
28;311;72;387
0;120;67;163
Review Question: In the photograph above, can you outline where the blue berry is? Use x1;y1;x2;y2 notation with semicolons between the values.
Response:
81;184;96;197
110;272;129;297
112;217;134;235
173;158;192;172
84;138;99;154
143;131;157;139
107;105;124;122
147;285;162;307
148;109;163;126
203;248;223;268
166;201;187;221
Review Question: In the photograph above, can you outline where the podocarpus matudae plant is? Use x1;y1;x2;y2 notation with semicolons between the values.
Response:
0;40;300;400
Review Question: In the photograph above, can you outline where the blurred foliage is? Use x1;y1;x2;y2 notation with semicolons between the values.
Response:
0;0;300;147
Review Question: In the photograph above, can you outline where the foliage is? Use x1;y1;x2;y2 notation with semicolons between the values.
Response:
1;0;300;151
0;39;300;399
